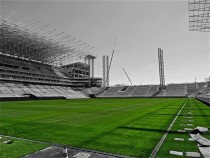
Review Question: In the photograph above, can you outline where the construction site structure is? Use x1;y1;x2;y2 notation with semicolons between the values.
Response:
0;2;102;88
188;0;210;86
102;55;110;87
158;48;166;90
102;56;106;87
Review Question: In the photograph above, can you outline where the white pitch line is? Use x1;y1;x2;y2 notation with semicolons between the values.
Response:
149;99;188;158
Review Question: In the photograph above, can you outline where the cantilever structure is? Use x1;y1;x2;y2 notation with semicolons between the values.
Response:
188;0;210;88
188;0;210;32
0;2;94;67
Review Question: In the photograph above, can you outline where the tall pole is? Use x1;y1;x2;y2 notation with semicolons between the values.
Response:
158;48;165;89
106;55;109;87
161;49;165;86
102;55;106;87
209;32;210;87
105;38;117;87
92;59;94;78
88;58;91;87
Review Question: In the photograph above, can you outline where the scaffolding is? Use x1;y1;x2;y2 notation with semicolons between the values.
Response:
158;48;166;90
0;2;94;67
102;55;106;87
188;0;210;32
188;0;210;87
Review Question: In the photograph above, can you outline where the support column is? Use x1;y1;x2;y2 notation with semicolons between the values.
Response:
88;58;91;87
158;48;166;90
92;59;94;78
103;55;106;87
106;55;109;87
88;58;90;78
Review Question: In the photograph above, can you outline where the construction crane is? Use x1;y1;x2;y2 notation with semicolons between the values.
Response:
122;68;133;85
106;38;117;86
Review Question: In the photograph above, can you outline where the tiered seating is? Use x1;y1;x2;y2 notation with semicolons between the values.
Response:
187;83;198;96
132;85;150;96
0;82;88;99
98;87;124;97
0;83;19;97
115;86;136;97
145;85;159;96
198;82;207;89
165;84;186;97
156;90;166;97
196;87;210;104
98;85;162;98
0;55;74;85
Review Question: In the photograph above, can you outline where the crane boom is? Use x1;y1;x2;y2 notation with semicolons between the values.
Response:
106;38;117;86
122;68;133;85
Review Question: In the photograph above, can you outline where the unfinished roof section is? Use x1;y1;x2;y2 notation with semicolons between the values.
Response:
188;0;210;32
0;2;94;66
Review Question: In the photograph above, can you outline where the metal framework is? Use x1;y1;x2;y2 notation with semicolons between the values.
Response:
188;0;210;32
189;1;210;88
158;48;165;87
102;55;106;87
106;55;109;87
0;2;94;66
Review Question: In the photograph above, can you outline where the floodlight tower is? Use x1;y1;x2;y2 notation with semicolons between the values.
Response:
106;55;109;87
188;0;210;87
102;55;106;87
158;48;166;90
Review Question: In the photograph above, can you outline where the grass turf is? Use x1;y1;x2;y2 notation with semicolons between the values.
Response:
156;98;210;157
0;137;48;158
0;98;200;157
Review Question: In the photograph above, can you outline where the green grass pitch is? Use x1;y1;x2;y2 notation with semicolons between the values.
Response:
0;98;209;157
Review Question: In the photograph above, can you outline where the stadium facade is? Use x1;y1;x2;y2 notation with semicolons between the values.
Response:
0;2;102;100
0;1;209;103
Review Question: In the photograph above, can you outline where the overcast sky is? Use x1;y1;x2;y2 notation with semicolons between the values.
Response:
6;0;209;85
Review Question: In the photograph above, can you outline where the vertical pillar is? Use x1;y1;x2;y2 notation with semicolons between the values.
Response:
92;59;94;78
103;56;106;87
106;55;109;87
158;48;162;86
161;49;165;86
158;48;165;89
88;58;90;78
88;58;91;87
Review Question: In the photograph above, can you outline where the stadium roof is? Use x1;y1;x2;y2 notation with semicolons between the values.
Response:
0;2;94;66
188;0;210;32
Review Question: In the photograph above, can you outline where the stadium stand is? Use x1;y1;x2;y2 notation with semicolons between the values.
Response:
187;83;198;96
97;86;124;97
196;87;210;105
0;82;88;99
132;85;150;97
97;83;209;98
0;2;104;101
97;85;162;98
156;90;166;97
145;85;159;96
115;86;136;97
165;84;187;97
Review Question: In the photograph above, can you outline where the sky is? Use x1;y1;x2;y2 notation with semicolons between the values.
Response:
5;0;209;85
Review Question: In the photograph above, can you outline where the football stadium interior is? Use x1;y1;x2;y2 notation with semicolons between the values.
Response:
0;1;210;158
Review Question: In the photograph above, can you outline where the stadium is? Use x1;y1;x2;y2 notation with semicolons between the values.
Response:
0;1;210;158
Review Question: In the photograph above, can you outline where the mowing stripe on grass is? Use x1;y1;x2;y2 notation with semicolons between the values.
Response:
0;134;128;158
149;99;188;158
0;134;51;145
